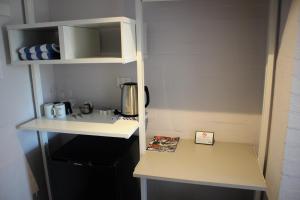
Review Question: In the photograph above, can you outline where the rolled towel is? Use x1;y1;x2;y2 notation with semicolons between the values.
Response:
37;52;60;60
18;46;31;54
42;43;60;53
19;52;60;60
19;52;32;60
29;43;60;53
18;43;60;54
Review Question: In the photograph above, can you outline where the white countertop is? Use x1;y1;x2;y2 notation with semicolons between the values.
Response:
134;139;266;191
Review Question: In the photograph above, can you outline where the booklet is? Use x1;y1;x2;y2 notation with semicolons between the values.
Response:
146;136;180;152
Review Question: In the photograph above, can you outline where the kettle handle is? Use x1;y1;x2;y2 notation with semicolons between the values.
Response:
145;86;150;108
84;102;93;111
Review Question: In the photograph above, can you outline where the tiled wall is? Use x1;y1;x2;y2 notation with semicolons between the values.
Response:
279;3;300;198
266;1;300;199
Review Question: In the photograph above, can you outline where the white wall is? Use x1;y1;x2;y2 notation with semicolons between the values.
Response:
49;0;122;21
48;1;268;200
143;0;268;143
49;0;136;109
50;0;268;145
0;0;50;199
143;1;267;199
54;64;136;108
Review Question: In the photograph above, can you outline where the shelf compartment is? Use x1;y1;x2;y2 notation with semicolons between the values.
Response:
18;117;139;139
7;17;136;64
60;23;122;60
8;26;60;63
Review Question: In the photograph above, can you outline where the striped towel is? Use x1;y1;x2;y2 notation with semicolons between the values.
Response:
19;52;60;60
18;43;60;54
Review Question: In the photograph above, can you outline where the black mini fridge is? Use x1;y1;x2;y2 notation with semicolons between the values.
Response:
47;135;140;200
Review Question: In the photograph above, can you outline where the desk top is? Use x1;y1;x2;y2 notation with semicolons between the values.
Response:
134;140;266;191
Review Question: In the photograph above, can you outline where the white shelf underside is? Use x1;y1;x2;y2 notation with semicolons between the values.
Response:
12;57;135;65
18;117;139;139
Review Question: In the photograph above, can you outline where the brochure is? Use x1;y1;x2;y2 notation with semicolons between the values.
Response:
146;136;180;152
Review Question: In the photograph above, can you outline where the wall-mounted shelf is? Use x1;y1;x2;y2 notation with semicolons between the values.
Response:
18;117;139;139
7;17;136;64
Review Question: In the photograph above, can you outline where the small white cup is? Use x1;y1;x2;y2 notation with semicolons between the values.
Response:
44;103;55;119
54;103;66;119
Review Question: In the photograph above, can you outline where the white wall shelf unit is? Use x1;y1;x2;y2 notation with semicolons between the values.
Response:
18;117;139;139
15;1;142;200
7;17;136;64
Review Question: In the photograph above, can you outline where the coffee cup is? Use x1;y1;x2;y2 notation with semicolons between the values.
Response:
54;103;66;119
63;101;73;115
44;103;55;119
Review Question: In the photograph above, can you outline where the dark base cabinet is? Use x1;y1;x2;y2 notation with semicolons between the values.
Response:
48;135;140;200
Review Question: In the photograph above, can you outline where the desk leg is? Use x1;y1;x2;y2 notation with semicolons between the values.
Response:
140;178;147;200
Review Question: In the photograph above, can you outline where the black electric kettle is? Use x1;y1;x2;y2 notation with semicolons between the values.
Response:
117;82;150;117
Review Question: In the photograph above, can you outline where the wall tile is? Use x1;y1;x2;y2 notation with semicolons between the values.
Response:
288;111;300;129
279;175;300;200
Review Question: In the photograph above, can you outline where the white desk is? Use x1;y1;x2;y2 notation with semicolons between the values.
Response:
134;140;266;191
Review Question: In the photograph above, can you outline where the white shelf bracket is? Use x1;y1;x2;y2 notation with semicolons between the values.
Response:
135;0;146;156
23;0;52;200
136;0;147;200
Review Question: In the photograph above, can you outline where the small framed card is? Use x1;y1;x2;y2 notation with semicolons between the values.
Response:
195;131;214;145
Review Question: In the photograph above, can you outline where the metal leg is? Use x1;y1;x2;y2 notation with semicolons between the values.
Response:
38;131;52;200
140;178;147;200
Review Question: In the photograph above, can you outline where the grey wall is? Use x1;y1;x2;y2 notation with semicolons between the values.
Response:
51;0;268;144
144;1;267;199
143;0;268;143
0;0;50;199
148;180;254;200
49;0;136;109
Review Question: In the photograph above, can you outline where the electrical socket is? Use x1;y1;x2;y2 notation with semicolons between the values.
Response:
117;77;132;87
